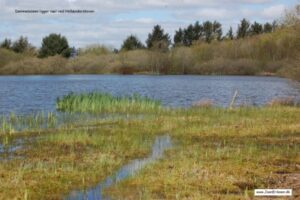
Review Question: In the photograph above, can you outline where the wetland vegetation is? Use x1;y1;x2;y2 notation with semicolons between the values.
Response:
0;4;299;200
56;92;162;114
0;92;299;199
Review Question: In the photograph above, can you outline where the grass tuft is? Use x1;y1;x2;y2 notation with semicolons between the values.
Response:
56;92;162;114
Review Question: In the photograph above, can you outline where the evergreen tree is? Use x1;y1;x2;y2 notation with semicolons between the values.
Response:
146;25;171;51
226;27;234;40
183;24;195;46
0;38;12;49
12;36;31;53
39;33;71;58
212;21;222;40
203;21;213;42
272;20;278;31
121;35;144;51
237;18;251;38
193;21;203;40
263;22;273;33
250;21;263;35
173;28;184;46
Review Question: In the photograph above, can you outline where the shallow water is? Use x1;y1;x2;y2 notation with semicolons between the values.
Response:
65;135;172;200
0;75;299;115
0;138;25;160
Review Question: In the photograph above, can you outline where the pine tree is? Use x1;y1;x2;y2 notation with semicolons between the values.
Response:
121;35;144;51
226;27;234;40
146;25;171;51
0;38;12;49
212;21;222;41
203;21;213;42
183;24;195;46
263;22;273;33
173;28;184;46
237;18;250;38
250;22;263;35
12;36;31;53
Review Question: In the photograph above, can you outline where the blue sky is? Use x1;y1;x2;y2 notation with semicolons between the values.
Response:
0;0;298;48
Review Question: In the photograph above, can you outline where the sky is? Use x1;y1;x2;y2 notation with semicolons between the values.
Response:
0;0;298;49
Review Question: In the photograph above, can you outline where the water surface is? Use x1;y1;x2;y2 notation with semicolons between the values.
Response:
0;75;299;115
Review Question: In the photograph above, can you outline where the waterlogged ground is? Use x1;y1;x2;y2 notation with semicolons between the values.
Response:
66;135;172;200
0;107;299;199
1;75;300;115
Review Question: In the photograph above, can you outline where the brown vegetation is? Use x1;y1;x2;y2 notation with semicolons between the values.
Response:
0;24;299;80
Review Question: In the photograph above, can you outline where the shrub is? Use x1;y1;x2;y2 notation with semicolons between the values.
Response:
78;45;112;56
0;56;69;75
0;48;24;68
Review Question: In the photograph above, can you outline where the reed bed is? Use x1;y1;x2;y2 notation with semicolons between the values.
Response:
56;92;162;114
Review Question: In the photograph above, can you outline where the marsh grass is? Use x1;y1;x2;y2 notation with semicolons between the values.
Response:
267;97;300;107
56;92;162;114
0;117;162;199
0;106;299;199
0;112;57;135
105;106;300;199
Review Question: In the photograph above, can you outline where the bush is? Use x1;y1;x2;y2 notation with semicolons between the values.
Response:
0;56;69;75
0;48;24;68
191;58;260;75
78;45;112;56
170;47;195;74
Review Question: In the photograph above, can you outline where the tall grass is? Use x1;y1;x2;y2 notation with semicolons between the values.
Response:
56;92;162;114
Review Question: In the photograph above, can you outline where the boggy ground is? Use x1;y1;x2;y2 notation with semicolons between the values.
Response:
0;106;299;199
106;107;300;200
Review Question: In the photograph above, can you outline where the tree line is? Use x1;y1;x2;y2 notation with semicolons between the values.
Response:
0;18;277;58
121;18;277;51
0;33;72;58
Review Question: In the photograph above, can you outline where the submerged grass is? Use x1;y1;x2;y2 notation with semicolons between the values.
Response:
0;118;162;199
0;106;299;199
0;112;57;135
56;92;162;114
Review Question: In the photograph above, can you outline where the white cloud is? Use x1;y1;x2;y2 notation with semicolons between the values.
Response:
199;9;230;19
262;4;286;19
134;18;156;23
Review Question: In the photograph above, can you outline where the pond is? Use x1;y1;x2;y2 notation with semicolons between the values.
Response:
0;75;299;115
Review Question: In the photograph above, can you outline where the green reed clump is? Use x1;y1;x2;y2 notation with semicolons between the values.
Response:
56;92;162;114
